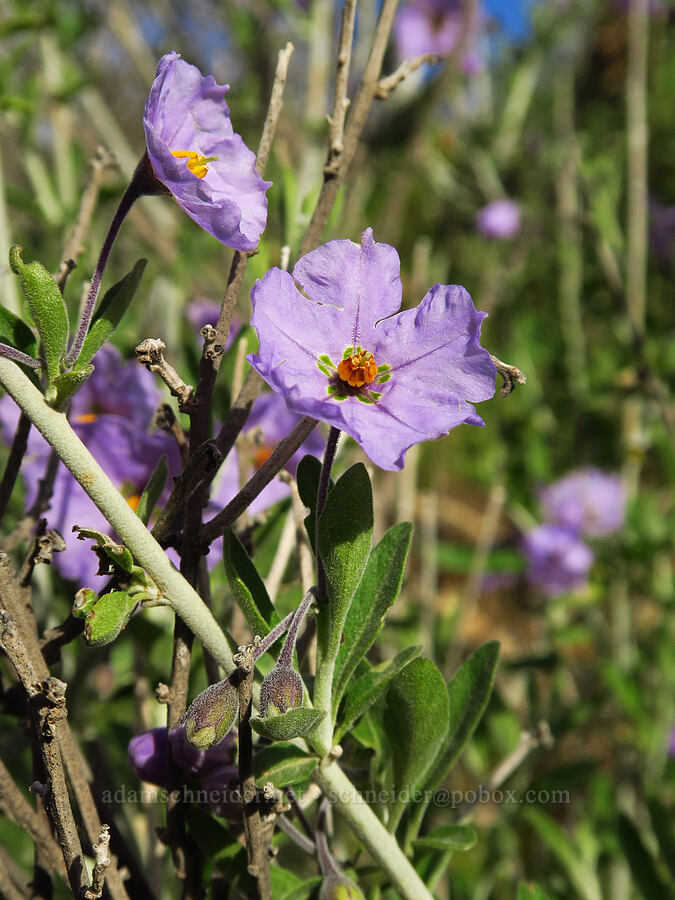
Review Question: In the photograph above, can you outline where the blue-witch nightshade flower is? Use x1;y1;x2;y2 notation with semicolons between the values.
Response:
248;228;496;471
143;52;270;251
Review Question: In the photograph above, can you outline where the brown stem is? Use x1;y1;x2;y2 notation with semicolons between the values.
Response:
0;411;31;522
236;647;272;900
199;417;318;544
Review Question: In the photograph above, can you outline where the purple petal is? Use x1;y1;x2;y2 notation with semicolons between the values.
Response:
476;200;522;240
293;228;403;327
128;728;169;786
539;468;626;538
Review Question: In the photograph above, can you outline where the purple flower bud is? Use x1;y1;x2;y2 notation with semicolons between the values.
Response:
128;728;169;786
476;200;522;240
319;874;366;900
201;765;242;820
183;677;239;749
539;468;625;538
260;666;304;717
522;524;593;597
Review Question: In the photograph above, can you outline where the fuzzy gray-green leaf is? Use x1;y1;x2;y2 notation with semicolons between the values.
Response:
250;707;325;742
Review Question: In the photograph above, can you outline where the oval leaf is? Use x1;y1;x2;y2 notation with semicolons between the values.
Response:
251;707;325;742
413;824;477;853
0;304;37;357
223;528;277;635
84;590;138;647
253;742;318;787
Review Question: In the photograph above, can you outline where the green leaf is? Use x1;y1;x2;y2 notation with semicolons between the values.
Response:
9;246;68;383
74;259;147;369
222;528;278;635
83;590;138;647
412;824;477;852
405;642;500;842
253;742;318;787
318;463;373;645
278;878;323;900
430;641;500;787
617;812;671;900
0;304;37;357
250;707;325;742
517;882;555;900
296;453;330;553
335;645;422;741
73;526;135;575
48;365;94;406
384;658;449;829
524;809;602;900
646;795;675;879
333;522;413;711
135;455;168;526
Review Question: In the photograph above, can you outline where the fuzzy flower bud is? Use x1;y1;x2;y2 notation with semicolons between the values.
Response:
260;665;303;717
319;874;366;900
183;676;239;749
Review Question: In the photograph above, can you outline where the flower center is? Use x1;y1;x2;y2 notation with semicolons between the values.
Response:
73;412;99;424
317;346;392;405
337;350;378;388
171;150;219;179
253;445;273;469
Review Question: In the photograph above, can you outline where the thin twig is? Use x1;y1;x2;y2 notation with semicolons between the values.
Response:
0;612;88;896
55;146;118;290
154;403;189;466
375;53;438;98
0;344;41;369
84;824;111;900
325;0;358;175
135;339;195;410
200;417;318;543
489;354;527;397
0;757;67;879
0;411;31;522
300;0;400;256
276;815;316;855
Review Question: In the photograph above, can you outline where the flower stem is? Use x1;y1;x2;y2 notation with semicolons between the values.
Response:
0;358;235;674
315;426;340;601
64;153;158;367
278;587;316;668
0;343;41;369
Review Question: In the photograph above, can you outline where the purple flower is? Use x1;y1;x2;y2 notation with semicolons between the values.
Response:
144;51;270;251
185;299;241;352
247;228;496;471
649;199;675;266
128;727;235;788
0;345;180;585
201;765;242;819
522;524;594;597
394;0;482;72
668;726;675;759
476;200;522;240
539;468;626;538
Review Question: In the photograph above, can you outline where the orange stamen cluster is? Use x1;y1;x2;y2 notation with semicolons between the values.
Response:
253;445;274;469
337;350;378;388
171;150;218;179
73;412;99;424
126;494;141;512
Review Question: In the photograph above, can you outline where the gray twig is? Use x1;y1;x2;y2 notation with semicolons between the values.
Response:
83;825;111;899
375;53;438;98
489;354;527;397
135;339;195;410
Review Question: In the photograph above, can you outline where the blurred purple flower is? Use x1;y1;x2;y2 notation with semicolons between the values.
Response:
0;345;180;585
394;0;482;72
668;726;675;759
128;726;235;788
522;524;594;597
144;51;270;251
201;765;242;819
476;200;522;240
248;228;495;471
649;199;675;266
539;468;625;538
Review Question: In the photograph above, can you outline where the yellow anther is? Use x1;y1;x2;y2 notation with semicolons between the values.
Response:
126;494;141;512
171;150;218;179
73;412;99;424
